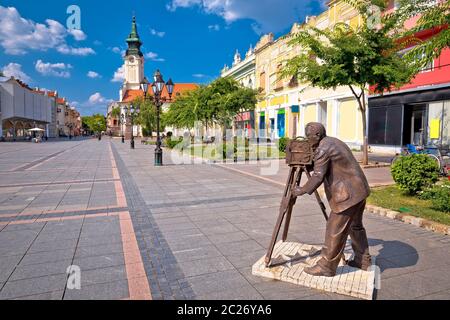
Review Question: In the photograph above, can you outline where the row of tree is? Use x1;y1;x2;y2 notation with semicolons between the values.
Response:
113;77;258;138
163;77;257;134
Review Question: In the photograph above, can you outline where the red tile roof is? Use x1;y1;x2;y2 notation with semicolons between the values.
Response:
122;89;144;103
121;83;198;103
56;98;66;105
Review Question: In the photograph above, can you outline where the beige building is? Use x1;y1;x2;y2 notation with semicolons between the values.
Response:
56;97;81;137
254;0;365;148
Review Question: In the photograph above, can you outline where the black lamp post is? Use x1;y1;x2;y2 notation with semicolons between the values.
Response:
124;104;140;150
141;70;174;166
120;113;125;143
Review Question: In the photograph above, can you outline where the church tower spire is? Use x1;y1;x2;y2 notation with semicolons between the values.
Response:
121;16;145;94
126;16;143;57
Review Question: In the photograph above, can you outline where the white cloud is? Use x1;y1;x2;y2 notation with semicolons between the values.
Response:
166;0;326;34
145;52;165;62
111;65;125;83
87;71;101;79
1;63;32;83
192;73;208;78
68;29;87;41
111;46;126;56
35;60;72;78
0;6;95;55
57;45;95;56
208;24;220;31
150;28;166;37
88;92;113;105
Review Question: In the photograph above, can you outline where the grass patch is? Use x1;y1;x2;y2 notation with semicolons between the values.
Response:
180;144;285;161
368;185;450;226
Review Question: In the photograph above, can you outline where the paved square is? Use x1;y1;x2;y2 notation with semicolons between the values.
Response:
0;139;449;300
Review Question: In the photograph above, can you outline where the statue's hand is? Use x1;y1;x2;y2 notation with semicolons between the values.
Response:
292;186;307;197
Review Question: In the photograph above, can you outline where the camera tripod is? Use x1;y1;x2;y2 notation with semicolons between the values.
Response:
264;164;333;268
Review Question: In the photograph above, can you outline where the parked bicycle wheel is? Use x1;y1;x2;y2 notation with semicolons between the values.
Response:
427;154;442;174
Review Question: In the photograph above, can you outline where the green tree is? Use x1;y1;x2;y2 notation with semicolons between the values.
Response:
162;89;204;130
393;0;450;68
281;0;418;165
111;106;121;118
82;114;106;134
133;97;157;137
207;77;257;134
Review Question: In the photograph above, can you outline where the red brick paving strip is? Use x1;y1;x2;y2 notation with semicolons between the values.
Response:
109;144;152;300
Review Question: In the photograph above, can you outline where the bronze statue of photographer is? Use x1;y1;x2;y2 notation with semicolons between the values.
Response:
292;122;372;277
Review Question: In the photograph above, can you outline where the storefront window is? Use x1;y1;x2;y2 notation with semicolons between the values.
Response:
368;105;402;146
428;100;450;147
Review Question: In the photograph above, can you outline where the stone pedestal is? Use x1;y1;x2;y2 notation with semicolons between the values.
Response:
252;241;376;300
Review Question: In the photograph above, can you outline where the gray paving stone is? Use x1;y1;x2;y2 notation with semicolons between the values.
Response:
215;240;264;256
0;274;68;299
28;238;78;254
178;256;235;278
20;248;75;266
173;245;223;262
78;265;127;287
10;259;72;281
187;270;253;296
73;252;125;271
63;279;129;300
10;290;64;300
74;243;124;259
0;255;22;282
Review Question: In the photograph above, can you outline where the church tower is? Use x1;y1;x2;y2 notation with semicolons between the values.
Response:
122;16;144;93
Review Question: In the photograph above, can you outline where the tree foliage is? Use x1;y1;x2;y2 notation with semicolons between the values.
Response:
111;106;121;118
163;77;257;131
133;97;157;136
391;0;450;68
281;0;420;164
82;114;106;134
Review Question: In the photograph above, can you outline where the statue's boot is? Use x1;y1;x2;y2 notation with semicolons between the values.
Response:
348;257;372;271
304;264;335;277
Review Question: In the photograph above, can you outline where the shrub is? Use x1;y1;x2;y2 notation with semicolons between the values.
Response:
419;181;450;212
278;137;290;154
391;154;440;195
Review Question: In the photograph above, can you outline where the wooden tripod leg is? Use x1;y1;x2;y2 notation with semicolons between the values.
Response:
282;167;304;241
264;167;297;267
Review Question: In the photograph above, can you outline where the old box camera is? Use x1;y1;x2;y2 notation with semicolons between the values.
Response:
285;138;314;166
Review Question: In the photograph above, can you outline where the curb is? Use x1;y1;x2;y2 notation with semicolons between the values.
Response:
365;204;450;236
361;163;391;169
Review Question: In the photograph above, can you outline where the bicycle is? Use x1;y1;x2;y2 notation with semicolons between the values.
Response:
391;144;449;176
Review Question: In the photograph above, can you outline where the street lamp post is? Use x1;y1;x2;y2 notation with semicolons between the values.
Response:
120;113;125;143
141;70;174;166
124;105;140;150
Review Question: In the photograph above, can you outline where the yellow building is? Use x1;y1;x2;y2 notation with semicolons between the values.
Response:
254;0;365;148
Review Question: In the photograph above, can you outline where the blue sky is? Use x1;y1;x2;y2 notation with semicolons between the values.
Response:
0;0;326;116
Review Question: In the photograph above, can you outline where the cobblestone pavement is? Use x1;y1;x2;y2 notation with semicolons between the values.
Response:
216;159;394;188
0;139;449;300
